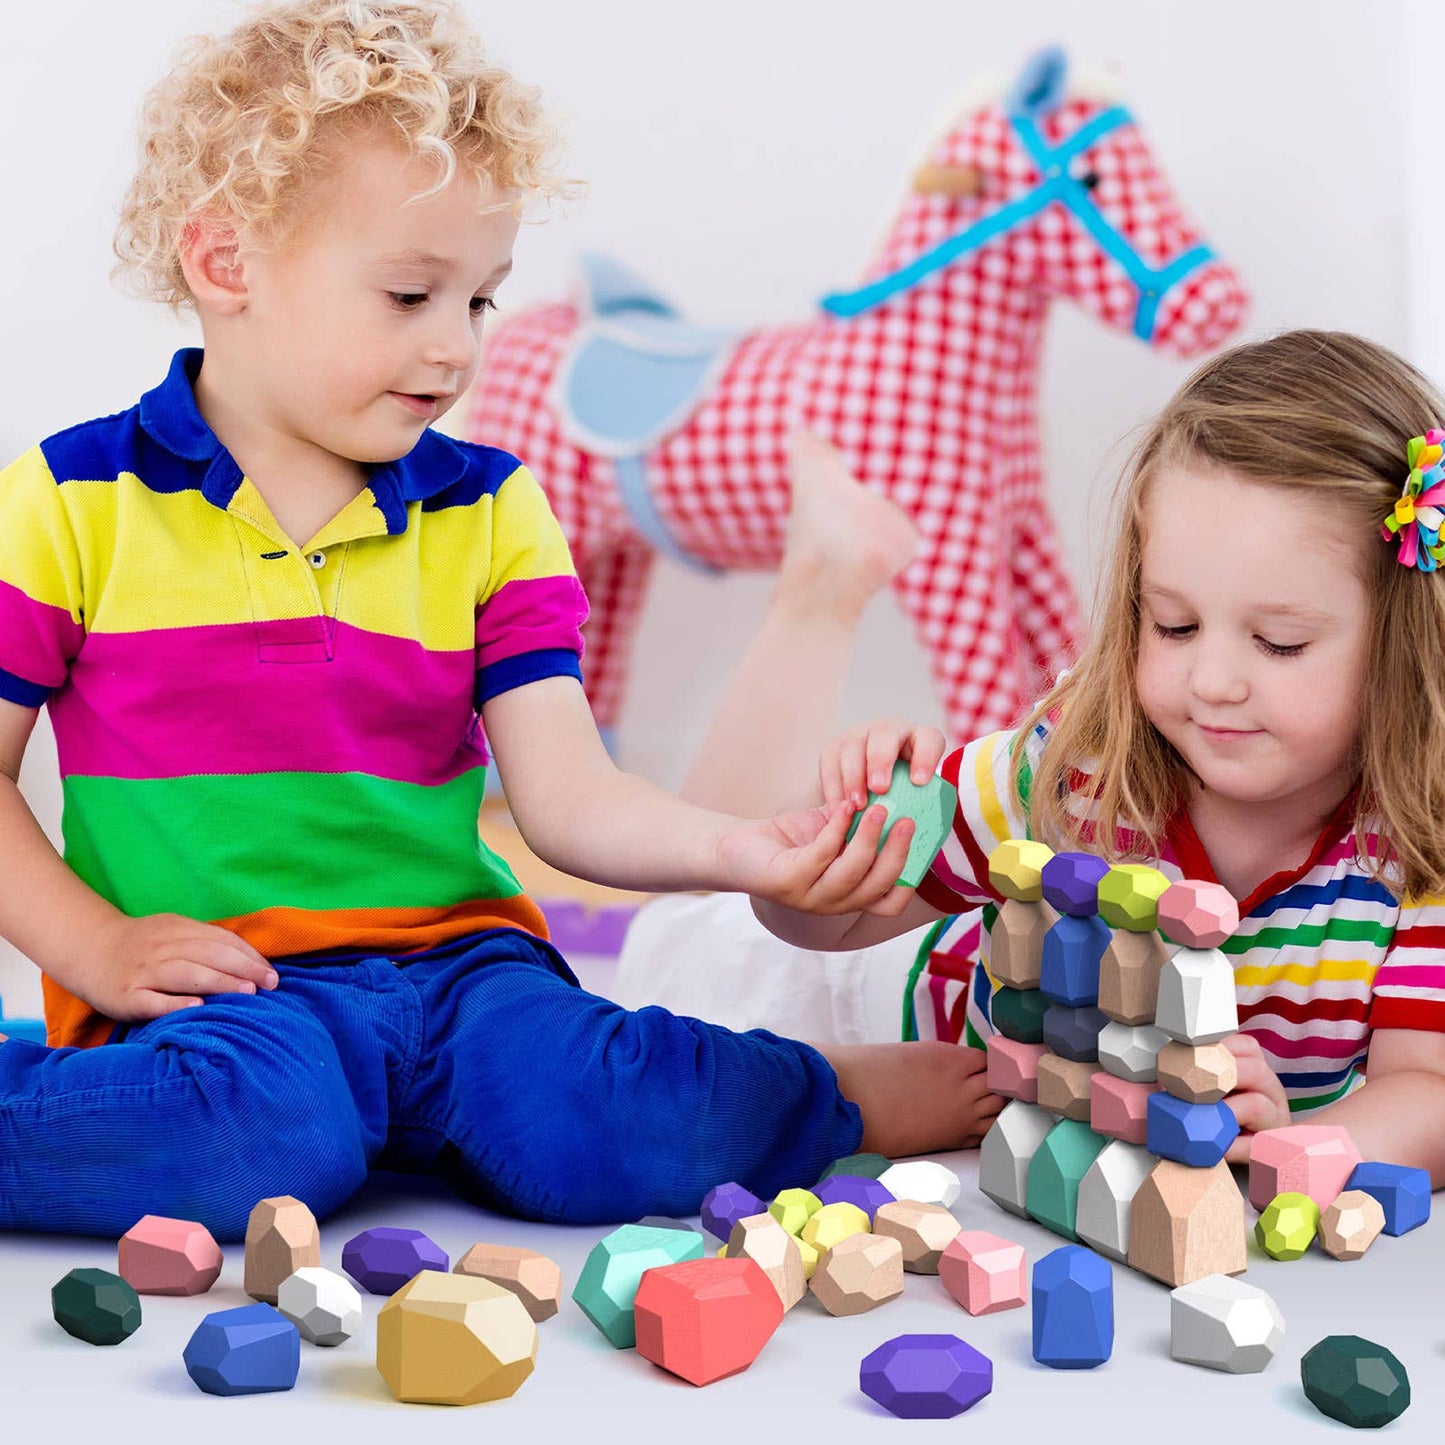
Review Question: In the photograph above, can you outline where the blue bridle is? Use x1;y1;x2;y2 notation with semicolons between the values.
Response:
821;106;1214;341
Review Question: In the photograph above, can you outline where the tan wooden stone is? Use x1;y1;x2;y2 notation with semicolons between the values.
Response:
1157;1041;1237;1104
989;898;1058;989
244;1196;320;1304
871;1200;962;1274
1318;1190;1386;1261
1036;1052;1094;1122
453;1243;563;1322
1127;1160;1247;1287
808;1233;904;1317
1099;928;1170;1025
725;1213;806;1311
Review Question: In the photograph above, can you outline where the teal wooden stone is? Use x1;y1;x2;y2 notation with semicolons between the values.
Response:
1301;1335;1410;1428
845;759;958;888
991;986;1049;1044
817;1152;893;1184
52;1267;142;1345
1026;1119;1109;1241
572;1224;706;1348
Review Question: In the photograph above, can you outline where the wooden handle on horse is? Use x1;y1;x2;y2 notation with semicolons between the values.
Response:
912;163;983;199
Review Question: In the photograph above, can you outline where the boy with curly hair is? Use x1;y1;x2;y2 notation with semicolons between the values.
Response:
0;0;991;1236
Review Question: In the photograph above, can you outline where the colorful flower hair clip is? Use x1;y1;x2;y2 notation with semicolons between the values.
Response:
1382;429;1445;571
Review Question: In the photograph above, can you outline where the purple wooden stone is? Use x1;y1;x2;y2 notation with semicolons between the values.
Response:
860;1334;993;1419
700;1182;765;1240
1041;852;1110;917
813;1175;896;1218
340;1227;448;1296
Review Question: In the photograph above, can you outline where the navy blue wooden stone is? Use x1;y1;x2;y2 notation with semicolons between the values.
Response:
341;1226;448;1295
1040;914;1109;1006
991;986;1050;1043
1032;1245;1113;1369
1040;853;1110;916
700;1181;766;1240
183;1302;300;1396
860;1333;993;1418
814;1175;895;1217
1043;1003;1108;1062
1301;1335;1410;1429
52;1267;142;1346
1345;1162;1431;1236
1145;1092;1239;1168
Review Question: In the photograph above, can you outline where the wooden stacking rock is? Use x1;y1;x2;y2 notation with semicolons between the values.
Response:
1170;1275;1284;1374
453;1243;563;1322
343;1226;448;1295
938;1230;1026;1315
244;1196;320;1305
1096;1020;1168;1082
871;1200;961;1273
572;1224;705;1348
1075;1140;1154;1263
859;1334;993;1419
184;1302;299;1395
1157;880;1238;947
809;1232;904;1317
1156;1041;1237;1103
276;1266;362;1346
987;1036;1047;1102
52;1267;142;1345
1256;1193;1321;1261
1248;1125;1362;1211
701;1181;766;1240
725;1213;806;1311
1318;1191;1386;1261
1127;1160;1246;1287
1090;1072;1157;1145
118;1215;223;1296
980;1099;1053;1217
877;1160;961;1210
1036;1053;1094;1122
634;1256;783;1385
801;1200;870;1256
769;1187;822;1236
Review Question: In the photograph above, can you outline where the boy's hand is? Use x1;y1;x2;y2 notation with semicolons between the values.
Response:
1222;1032;1291;1162
821;719;947;809
82;914;280;1022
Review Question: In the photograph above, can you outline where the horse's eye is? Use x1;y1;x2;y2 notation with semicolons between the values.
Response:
1078;171;1100;191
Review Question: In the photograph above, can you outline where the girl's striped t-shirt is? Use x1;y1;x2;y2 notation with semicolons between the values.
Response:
0;349;588;1049
915;727;1445;1115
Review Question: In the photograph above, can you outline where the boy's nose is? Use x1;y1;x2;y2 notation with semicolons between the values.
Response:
424;310;479;372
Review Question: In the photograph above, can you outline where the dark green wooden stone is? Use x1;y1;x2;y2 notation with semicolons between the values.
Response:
1301;1335;1410;1429
817;1152;892;1184
992;986;1049;1044
52;1267;142;1345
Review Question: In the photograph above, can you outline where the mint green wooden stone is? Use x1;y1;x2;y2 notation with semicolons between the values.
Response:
1025;1119;1109;1241
571;1224;705;1348
845;759;958;888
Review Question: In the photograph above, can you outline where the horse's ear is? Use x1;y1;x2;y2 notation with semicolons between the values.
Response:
1005;45;1069;119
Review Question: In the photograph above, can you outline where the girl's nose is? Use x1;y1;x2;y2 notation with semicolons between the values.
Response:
1189;643;1249;706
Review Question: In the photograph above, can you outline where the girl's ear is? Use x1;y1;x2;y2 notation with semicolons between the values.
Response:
178;215;249;315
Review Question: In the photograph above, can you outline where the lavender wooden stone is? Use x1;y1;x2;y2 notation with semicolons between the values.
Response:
1041;852;1110;917
1032;1245;1113;1369
701;1182;766;1241
813;1175;895;1219
341;1228;448;1296
860;1334;993;1419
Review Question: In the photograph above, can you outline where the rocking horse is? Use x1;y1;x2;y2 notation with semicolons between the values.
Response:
466;48;1249;742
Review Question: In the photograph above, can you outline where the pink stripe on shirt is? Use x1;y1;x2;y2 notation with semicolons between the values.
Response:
475;574;589;669
0;578;83;688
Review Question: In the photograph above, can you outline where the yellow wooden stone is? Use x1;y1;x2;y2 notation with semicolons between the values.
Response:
244;1196;320;1305
768;1188;822;1236
1036;1052;1095;1122
988;840;1054;902
808;1233;905;1316
801;1201;870;1255
1156;1041;1237;1104
796;1236;820;1280
871;1200;962;1273
725;1213;806;1311
452;1243;563;1323
1097;864;1171;931
1318;1190;1386;1261
377;1270;537;1405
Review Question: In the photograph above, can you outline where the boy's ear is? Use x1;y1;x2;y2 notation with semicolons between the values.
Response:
178;215;249;315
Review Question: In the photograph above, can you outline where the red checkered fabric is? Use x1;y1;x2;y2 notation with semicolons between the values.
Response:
467;95;1248;736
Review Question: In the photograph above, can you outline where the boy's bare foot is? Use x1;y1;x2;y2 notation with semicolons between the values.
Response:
778;432;919;622
817;1040;1005;1156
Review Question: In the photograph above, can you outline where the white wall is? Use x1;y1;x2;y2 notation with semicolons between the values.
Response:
0;0;1417;1012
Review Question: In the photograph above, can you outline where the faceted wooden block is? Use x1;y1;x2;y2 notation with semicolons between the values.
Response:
991;985;1049;1044
1089;1072;1158;1145
986;1036;1047;1103
1075;1140;1154;1263
184;1302;298;1395
877;1160;961;1210
1157;1040;1237;1103
1158;880;1238;948
1318;1191;1385;1261
809;1232;904;1316
989;898;1057;989
343;1227;449;1295
800;1201;870;1255
118;1215;223;1296
1097;1020;1168;1082
814;1174;895;1219
816;1152;893;1184
796;1236;820;1280
1036;1052;1094;1122
1041;852;1110;917
938;1230;1026;1315
1097;864;1171;932
701;1181;766;1240
725;1213;806;1311
1099;929;1170;1025
860;1334;993;1419
846;760;958;888
872;1200;961;1274
1031;1244;1113;1369
1155;947;1238;1044
1248;1125;1363;1212
979;1100;1053;1218
988;839;1054;902
453;1244;563;1323
768;1187;823;1236
1147;1093;1239;1168
634;1257;783;1384
52;1267;142;1345
377;1271;537;1405
1026;1118;1108;1241
1128;1160;1247;1287
572;1224;706;1348
1043;1003;1108;1062
1255;1192;1320;1260
276;1266;362;1346
244;1197;320;1305
1171;1275;1284;1373
1040;914;1109;1006
1344;1161;1431;1236
1301;1336;1412;1429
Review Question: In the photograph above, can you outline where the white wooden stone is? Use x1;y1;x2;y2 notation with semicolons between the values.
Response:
1155;947;1238;1045
276;1266;363;1347
877;1159;961;1210
1097;1021;1169;1082
979;1100;1054;1218
1170;1274;1284;1374
1076;1140;1155;1263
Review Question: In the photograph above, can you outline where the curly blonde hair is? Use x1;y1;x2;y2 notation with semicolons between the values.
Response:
114;0;579;311
1018;330;1445;901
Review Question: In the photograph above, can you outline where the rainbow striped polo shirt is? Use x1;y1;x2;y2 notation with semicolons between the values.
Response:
917;727;1445;1116
0;348;588;1049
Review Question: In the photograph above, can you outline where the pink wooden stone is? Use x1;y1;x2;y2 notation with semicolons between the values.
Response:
118;1214;224;1295
1157;880;1238;948
1248;1125;1363;1211
1089;1072;1159;1145
938;1230;1026;1316
987;1037;1047;1103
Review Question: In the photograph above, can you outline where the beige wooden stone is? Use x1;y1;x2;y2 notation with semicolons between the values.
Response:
808;1233;904;1317
453;1243;563;1322
871;1200;961;1274
1157;1041;1237;1104
725;1213;806;1311
990;898;1058;990
1127;1160;1247;1288
1318;1190;1386;1261
1036;1052;1094;1122
244;1196;320;1304
1099;928;1170;1025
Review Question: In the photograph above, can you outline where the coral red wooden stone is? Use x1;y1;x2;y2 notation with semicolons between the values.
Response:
118;1215;223;1296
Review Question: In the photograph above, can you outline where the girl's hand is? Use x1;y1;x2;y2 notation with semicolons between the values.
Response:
1222;1032;1291;1163
81;913;280;1022
820;719;947;810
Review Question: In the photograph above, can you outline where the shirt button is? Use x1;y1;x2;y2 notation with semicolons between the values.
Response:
308;551;326;569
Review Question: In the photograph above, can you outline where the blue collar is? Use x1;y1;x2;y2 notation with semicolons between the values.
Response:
137;348;469;535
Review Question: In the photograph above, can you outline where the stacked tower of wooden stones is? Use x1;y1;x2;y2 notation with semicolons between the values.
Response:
978;841;1249;1287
